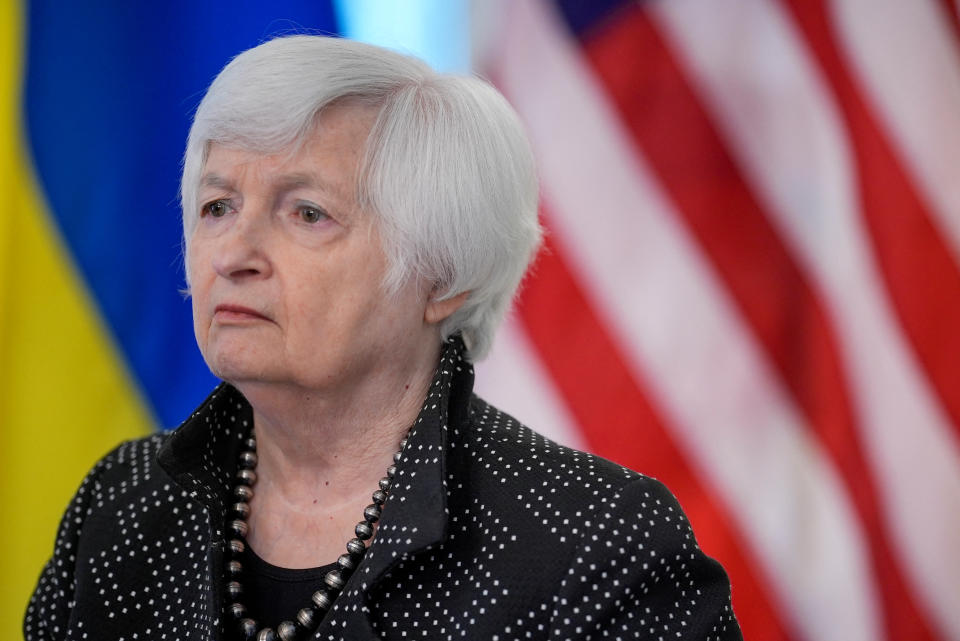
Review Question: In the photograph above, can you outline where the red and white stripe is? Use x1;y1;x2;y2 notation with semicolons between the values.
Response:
473;1;960;640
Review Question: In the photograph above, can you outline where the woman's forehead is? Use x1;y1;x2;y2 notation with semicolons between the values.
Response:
201;133;366;203
198;103;380;200
200;150;342;194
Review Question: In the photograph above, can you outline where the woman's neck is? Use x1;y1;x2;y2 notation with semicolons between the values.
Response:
246;351;435;491
232;343;439;568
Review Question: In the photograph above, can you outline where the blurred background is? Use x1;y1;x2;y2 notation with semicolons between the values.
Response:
2;0;959;639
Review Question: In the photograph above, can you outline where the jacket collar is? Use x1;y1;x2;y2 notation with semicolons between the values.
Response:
156;336;474;592
354;335;475;586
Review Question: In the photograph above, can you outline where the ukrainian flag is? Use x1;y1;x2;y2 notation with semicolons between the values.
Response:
1;2;342;633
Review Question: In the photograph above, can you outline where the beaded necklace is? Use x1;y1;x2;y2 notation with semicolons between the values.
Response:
225;433;406;641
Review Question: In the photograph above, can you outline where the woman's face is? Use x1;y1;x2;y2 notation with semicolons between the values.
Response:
188;104;437;395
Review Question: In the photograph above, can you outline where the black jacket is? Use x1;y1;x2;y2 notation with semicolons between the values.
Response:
26;338;742;640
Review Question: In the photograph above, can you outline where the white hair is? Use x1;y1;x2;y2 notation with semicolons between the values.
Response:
181;35;541;360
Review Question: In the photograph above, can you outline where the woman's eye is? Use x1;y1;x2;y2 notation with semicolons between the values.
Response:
299;206;328;224
202;200;230;218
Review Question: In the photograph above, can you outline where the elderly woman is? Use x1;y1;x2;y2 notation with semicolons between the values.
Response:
25;36;741;641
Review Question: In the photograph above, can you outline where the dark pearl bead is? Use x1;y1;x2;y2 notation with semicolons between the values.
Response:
232;502;251;519
296;606;317;630
393;451;403;464
237;468;257;486
378;477;391;491
257;628;276;641
324;569;344;591
244;437;257;449
230;602;247;619
239;618;258;640
371;489;387;505
346;538;366;556
277;621;297;640
227;560;243;576
228;539;246;556
234;485;254;501
386;465;397;479
312;590;333;610
229;519;249;538
337;553;355;572
355;521;374;540
363;504;381;523
227;580;243;599
399;438;408;450
239;451;258;469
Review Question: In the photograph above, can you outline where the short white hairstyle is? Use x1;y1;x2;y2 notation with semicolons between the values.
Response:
181;35;541;360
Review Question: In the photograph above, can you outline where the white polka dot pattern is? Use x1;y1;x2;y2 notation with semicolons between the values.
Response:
25;337;742;640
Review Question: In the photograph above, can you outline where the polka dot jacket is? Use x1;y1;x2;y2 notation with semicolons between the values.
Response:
25;337;742;640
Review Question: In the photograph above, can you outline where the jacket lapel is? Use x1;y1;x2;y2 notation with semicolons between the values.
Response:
157;382;253;637
321;337;475;636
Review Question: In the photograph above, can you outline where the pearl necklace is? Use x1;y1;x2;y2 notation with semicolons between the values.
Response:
225;433;406;641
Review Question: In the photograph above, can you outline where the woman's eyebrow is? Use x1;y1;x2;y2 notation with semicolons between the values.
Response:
273;172;351;205
201;170;349;202
200;173;234;190
273;172;336;193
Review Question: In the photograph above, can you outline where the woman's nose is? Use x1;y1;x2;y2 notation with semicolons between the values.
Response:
211;212;272;280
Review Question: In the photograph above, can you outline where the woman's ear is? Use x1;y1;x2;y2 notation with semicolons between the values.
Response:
424;290;470;325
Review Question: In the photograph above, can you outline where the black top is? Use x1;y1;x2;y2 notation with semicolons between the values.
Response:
239;545;336;632
25;336;742;640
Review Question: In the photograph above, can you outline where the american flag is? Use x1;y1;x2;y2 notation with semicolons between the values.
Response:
472;1;960;640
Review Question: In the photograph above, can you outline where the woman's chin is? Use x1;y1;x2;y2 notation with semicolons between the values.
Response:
204;350;278;384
